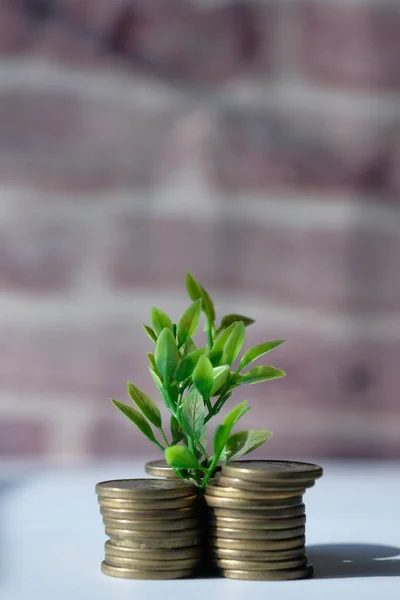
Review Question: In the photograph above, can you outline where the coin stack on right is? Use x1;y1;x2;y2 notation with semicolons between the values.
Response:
205;460;323;581
96;479;202;579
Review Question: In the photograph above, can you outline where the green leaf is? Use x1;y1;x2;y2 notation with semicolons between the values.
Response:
166;383;179;405
223;321;245;365
223;400;250;430
185;272;215;325
147;353;162;379
181;388;205;442
170;415;185;444
192;354;214;399
149;367;170;407
150;307;173;336
240;366;286;384
111;399;158;445
209;322;237;366
177;299;202;348
222;429;273;462
213;423;230;456
238;340;285;371
210;365;230;396
175;348;206;383
143;324;157;342
165;445;198;469
127;381;162;428
218;314;255;333
155;328;179;380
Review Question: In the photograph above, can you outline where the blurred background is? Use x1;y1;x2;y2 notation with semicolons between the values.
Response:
0;0;399;464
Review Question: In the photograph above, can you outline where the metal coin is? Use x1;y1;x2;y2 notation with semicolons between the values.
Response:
217;475;315;492
145;459;222;479
102;516;198;531
209;504;306;519
210;535;306;551
222;460;322;482
108;536;200;550
220;563;314;581
212;546;306;561
215;556;307;570
204;494;303;510
105;540;201;560
206;484;305;500
210;515;306;530
105;525;201;540
99;506;197;520
98;495;197;510
105;554;200;570
101;561;193;579
210;526;306;540
96;478;196;499
144;460;179;479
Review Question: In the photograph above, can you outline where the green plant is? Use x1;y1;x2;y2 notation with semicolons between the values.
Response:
111;273;286;488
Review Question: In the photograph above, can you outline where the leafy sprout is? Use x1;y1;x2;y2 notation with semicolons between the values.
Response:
111;273;286;487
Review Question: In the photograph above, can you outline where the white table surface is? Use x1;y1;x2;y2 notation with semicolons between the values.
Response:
0;460;399;600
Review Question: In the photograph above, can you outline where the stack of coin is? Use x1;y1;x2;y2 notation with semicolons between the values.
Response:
205;460;323;581
96;479;202;579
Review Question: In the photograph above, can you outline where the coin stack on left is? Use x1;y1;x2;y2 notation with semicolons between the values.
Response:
96;479;202;579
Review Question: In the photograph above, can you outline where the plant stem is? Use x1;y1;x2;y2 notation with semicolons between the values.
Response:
206;320;213;349
204;395;213;415
201;457;219;488
159;427;169;446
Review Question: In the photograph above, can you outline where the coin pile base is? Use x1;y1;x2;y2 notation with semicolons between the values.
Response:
96;479;201;579
205;460;323;581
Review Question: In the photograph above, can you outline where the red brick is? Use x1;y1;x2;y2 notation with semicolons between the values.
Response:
0;89;180;191
0;1;31;53
0;214;86;291
0;320;151;400
30;21;100;67
61;0;277;82
87;416;159;457
106;214;400;312
299;1;400;90
0;418;49;456
208;108;396;196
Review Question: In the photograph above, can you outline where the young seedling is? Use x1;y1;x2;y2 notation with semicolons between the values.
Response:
111;273;286;487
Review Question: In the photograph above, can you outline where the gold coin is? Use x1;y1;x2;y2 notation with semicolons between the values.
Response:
98;495;197;510
217;475;315;491
145;460;222;479
210;535;306;551
215;556;307;570
222;460;322;482
144;460;179;479
101;561;193;579
206;484;305;500
220;563;314;581
212;546;306;561
105;525;201;540
96;478;196;499
204;494;303;510
209;504;306;520
99;506;196;520
105;540;201;560
210;526;306;540
105;554;200;570
210;515;306;530
102;516;198;532
108;536;200;550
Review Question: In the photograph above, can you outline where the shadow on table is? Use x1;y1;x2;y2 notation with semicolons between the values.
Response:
308;543;400;579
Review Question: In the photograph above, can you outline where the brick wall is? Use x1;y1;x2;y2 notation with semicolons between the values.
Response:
0;0;399;462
